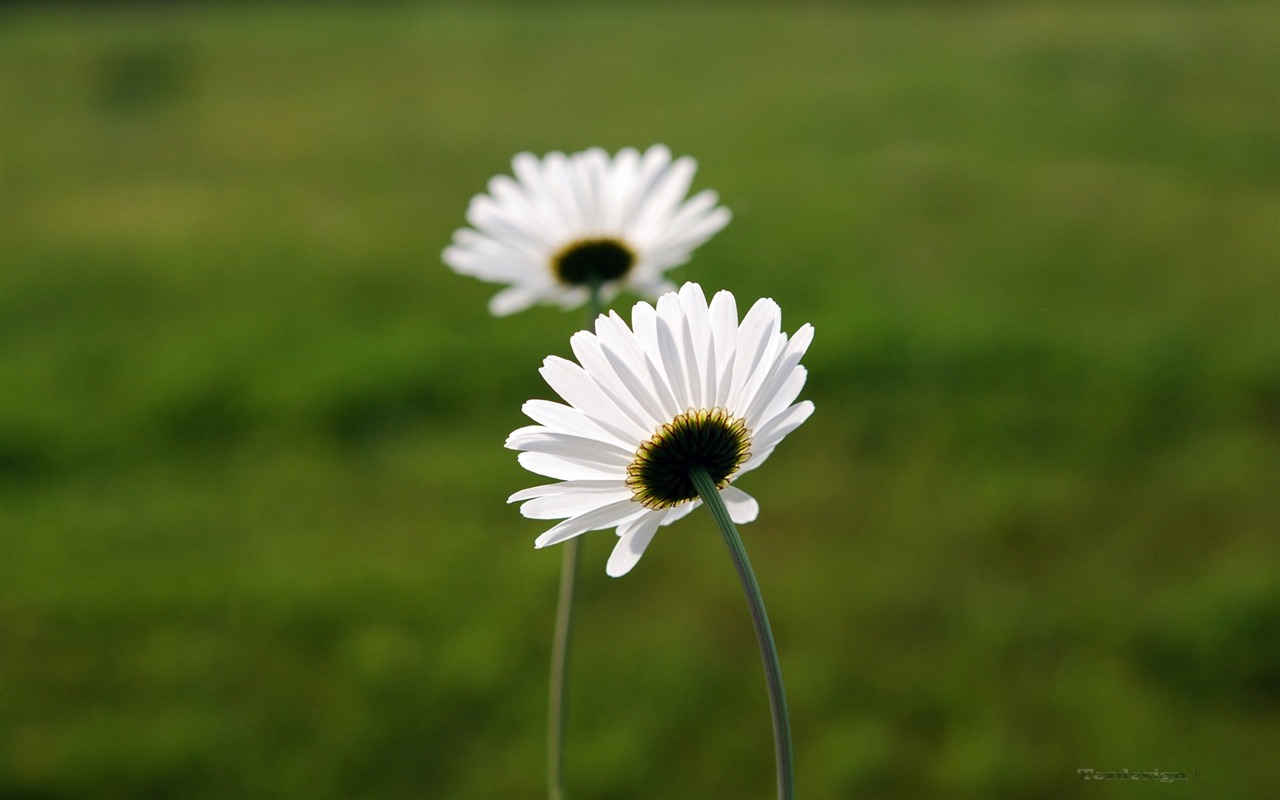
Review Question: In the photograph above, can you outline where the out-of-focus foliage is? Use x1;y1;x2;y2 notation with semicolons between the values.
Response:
2;2;1276;798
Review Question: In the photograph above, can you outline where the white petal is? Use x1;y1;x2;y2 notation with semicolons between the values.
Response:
630;155;697;247
520;399;633;450
511;152;560;217
667;206;733;253
628;299;682;419
677;297;704;410
540;356;649;442
467;195;555;250
450;227;549;267
660;499;700;525
505;430;634;467
655;291;693;409
488;175;563;248
443;231;545;280
534;499;647;548
545;152;589;236
678;282;715;408
753;400;815;454
617;144;674;231
728;298;783;413
508;479;625;503
570;148;609;231
596;311;674;425
656;189;720;243
736;443;775;476
489;285;542;316
644;195;731;264
732;298;778;412
601;147;641;232
626;276;679;302
551;285;590;310
744;323;814;428
605;512;664;577
512;152;569;233
518;451;620;481
708;289;739;406
570;330;660;432
519;485;636;520
720;485;759;524
753;366;808;432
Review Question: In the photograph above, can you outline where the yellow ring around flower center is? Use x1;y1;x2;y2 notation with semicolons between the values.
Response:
625;407;752;510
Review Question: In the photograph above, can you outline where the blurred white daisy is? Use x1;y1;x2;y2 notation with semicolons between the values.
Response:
507;282;814;577
443;145;731;316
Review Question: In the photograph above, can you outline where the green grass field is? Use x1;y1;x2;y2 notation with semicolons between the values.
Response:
2;2;1277;798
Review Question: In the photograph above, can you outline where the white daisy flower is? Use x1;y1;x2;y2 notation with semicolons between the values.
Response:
507;282;814;577
443;145;731;317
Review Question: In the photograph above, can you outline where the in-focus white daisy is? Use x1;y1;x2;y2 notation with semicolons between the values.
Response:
506;282;814;577
443;145;731;316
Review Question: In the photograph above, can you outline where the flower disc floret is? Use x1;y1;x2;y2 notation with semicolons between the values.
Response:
627;408;751;510
554;238;635;287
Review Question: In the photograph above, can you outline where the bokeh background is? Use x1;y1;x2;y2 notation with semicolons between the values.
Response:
2;2;1277;798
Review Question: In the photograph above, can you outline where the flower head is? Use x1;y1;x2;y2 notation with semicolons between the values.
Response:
507;283;814;576
443;146;731;316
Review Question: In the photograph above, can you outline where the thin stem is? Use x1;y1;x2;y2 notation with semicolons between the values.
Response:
690;466;795;800
547;279;605;800
547;537;579;800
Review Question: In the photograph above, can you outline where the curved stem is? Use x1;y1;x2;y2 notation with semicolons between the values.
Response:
690;466;795;800
547;279;605;800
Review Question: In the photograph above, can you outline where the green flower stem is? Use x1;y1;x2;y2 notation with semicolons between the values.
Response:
547;535;579;800
547;279;605;800
690;466;795;800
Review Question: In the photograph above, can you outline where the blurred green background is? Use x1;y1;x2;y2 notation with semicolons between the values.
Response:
2;1;1277;798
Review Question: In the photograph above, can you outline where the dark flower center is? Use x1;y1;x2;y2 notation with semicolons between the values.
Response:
552;238;635;287
626;408;752;510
